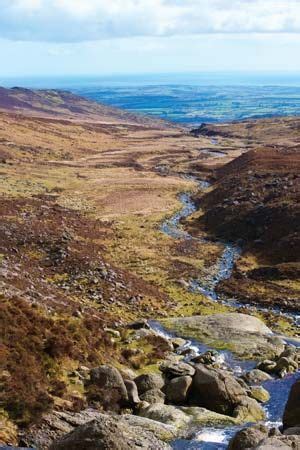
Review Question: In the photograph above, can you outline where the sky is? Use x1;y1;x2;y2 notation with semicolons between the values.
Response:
1;0;300;77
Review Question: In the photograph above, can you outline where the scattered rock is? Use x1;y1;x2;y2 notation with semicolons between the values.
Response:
242;369;272;386
228;424;269;450
165;376;193;405
88;365;128;409
140;388;165;405
249;386;270;403
135;373;165;395
188;363;246;416
160;361;195;378
138;404;190;429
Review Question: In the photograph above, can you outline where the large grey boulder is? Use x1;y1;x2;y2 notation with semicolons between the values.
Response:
162;313;284;359
135;373;165;395
50;416;171;449
188;364;246;415
283;378;300;430
165;376;193;405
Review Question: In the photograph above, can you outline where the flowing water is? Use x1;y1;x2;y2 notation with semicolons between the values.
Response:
156;177;300;449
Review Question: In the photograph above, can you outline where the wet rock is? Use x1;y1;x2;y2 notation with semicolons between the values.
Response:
163;313;284;360
242;369;272;385
165;376;193;405
249;386;270;403
191;350;219;366
283;378;300;430
233;396;265;423
228;424;269;450
140;388;165;405
257;360;277;373
135;373;165;395
50;415;172;450
124;379;140;405
160;361;195;378
138;404;190;429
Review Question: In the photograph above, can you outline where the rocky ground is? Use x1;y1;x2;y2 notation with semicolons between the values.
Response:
0;87;299;448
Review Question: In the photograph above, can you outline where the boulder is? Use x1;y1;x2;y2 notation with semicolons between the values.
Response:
283;379;300;430
242;369;272;386
88;365;128;409
233;396;265;423
165;376;193;404
160;361;195;378
181;406;238;427
254;435;300;449
140;389;165;405
138;404;190;429
188;364;246;415
135;373;165;395
249;386;270;403
163;313;285;359
124;379;140;405
228;424;269;450
50;416;171;450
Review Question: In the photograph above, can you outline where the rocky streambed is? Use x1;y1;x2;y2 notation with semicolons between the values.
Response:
155;177;300;448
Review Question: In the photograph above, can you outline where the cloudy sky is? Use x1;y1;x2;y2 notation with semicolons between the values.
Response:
1;0;300;77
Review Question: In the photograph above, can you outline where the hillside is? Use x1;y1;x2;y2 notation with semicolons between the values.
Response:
0;86;174;128
191;146;300;312
0;87;299;447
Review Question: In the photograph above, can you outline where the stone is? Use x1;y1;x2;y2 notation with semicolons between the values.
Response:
160;361;195;378
88;365;128;408
254;435;300;449
138;404;191;429
49;416;171;450
140;389;165;405
171;338;186;349
233;396;266;423
188;364;246;416
250;386;270;403
242;369;273;385
283;379;300;430
165;376;193;405
163;313;285;360
135;373;165;395
257;360;277;373
181;406;238;427
228;424;269;450
124;379;140;405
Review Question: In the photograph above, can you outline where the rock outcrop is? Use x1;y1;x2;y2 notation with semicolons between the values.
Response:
163;313;284;359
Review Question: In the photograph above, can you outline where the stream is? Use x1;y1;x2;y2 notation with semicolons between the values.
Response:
155;175;300;449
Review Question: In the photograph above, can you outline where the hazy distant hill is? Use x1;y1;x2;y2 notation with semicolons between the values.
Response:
0;86;175;128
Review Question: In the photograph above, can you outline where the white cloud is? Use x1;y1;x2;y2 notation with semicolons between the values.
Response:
1;0;300;42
